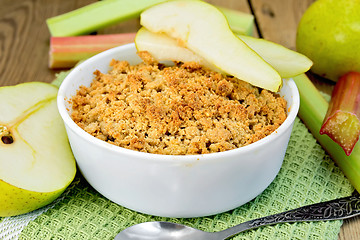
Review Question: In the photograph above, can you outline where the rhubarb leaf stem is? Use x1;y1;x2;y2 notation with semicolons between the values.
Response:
319;72;360;155
293;73;360;192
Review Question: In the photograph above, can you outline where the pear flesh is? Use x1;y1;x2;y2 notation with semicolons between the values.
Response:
140;0;282;92
237;35;312;78
135;27;223;72
135;28;312;79
0;82;76;217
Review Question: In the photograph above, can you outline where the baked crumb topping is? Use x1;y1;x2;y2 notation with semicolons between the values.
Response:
71;51;287;155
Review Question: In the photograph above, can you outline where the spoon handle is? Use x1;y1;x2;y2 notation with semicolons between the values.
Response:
217;191;360;239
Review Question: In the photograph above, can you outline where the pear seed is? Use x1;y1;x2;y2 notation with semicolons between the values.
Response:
1;135;13;144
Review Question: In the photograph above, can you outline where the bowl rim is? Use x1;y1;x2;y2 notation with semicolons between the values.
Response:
57;43;300;162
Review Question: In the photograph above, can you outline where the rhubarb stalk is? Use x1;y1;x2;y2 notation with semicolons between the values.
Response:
49;33;136;69
320;72;360;156
293;73;360;192
46;0;167;37
217;6;254;36
46;0;254;37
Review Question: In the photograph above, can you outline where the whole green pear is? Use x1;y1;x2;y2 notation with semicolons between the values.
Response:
296;0;360;81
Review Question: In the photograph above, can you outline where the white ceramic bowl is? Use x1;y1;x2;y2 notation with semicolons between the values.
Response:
57;43;300;218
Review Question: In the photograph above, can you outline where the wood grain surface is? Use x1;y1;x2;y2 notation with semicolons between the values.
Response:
0;0;359;239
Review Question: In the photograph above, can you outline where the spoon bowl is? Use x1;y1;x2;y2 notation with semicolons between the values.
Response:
115;222;216;240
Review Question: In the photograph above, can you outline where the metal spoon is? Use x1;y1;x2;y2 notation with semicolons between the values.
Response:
115;191;360;240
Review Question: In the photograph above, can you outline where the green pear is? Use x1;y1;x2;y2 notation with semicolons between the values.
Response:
0;82;76;217
135;27;312;79
140;0;282;92
296;0;360;81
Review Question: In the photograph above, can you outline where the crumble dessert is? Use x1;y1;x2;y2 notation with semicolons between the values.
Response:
71;51;287;155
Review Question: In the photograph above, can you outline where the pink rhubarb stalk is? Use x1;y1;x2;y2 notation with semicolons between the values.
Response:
320;72;360;156
49;33;136;69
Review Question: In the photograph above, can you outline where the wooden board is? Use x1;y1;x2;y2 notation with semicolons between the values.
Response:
0;1;359;239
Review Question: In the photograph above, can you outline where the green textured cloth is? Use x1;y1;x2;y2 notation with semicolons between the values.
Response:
16;117;353;240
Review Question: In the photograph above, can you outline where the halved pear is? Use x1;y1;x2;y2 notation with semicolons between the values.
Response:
140;0;281;92
0;82;76;217
135;28;313;79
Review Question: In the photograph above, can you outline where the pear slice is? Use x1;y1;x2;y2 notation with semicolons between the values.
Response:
237;35;313;78
135;27;222;72
140;0;281;92
0;82;76;217
135;27;312;79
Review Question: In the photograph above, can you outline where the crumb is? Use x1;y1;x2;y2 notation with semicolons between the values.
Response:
71;51;287;155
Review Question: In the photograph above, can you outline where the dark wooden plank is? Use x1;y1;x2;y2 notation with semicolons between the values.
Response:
250;0;314;50
0;0;95;87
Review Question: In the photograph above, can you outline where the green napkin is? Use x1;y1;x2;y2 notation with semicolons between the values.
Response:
11;73;356;239
17;123;353;239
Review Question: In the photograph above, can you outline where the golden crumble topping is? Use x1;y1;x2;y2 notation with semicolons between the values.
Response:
71;51;287;155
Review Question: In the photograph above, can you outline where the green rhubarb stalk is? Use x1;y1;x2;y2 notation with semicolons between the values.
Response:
46;0;254;37
293;73;360;192
320;72;360;156
46;0;168;37
217;6;254;36
49;33;136;69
